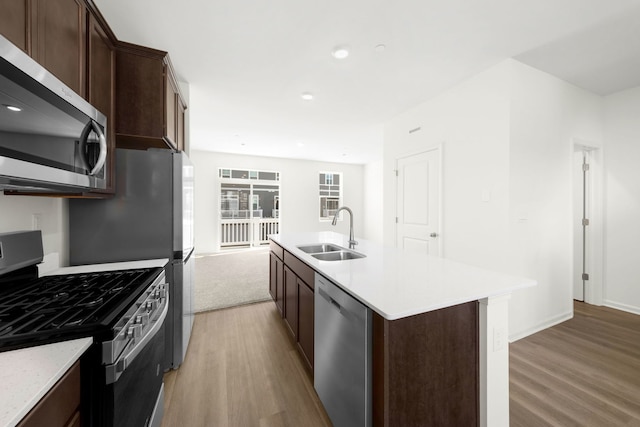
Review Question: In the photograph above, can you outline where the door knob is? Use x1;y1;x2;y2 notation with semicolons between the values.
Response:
430;233;439;238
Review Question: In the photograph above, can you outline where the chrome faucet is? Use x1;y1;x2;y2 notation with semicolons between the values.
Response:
332;206;357;249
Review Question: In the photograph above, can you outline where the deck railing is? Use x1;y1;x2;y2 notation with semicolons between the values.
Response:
220;218;279;247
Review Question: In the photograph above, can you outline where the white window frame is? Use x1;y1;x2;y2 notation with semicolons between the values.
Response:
319;171;343;221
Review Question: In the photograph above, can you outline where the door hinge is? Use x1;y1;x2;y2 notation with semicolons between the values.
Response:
395;217;398;223
582;273;589;281
394;169;398;177
582;218;590;226
583;163;590;172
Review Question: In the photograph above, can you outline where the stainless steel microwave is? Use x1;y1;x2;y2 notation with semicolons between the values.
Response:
0;35;108;193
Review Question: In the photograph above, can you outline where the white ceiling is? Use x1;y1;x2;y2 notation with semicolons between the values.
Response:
94;0;640;164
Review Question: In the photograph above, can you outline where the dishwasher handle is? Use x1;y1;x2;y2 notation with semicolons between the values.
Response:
317;280;368;321
318;286;342;312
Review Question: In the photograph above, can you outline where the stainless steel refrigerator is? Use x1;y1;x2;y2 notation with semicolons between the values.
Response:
69;148;195;370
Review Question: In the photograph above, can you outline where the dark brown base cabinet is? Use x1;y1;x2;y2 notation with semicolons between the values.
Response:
372;302;479;427
268;239;479;427
269;241;314;373
18;360;82;427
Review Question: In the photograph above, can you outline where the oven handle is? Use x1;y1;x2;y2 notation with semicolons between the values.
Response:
105;295;168;385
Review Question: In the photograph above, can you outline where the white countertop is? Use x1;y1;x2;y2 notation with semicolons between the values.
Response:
0;337;93;427
271;232;536;320
42;258;169;276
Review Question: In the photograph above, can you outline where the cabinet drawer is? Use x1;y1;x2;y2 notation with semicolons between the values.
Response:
284;251;314;289
269;240;284;261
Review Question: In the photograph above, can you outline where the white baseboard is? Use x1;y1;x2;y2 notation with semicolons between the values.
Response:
604;300;640;316
509;311;573;343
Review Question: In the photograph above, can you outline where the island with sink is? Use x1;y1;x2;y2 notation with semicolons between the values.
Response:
268;231;536;427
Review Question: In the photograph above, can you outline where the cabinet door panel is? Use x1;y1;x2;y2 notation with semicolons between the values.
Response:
115;49;164;139
284;266;298;338
34;0;85;95
176;98;186;151
87;14;115;192
269;252;277;300
0;0;31;54
298;280;314;371
275;256;284;315
165;76;177;147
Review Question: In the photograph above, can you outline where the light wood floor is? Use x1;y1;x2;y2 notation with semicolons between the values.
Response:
510;302;640;426
161;301;331;427
161;301;640;427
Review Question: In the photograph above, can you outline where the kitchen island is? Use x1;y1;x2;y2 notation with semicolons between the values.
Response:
269;232;536;427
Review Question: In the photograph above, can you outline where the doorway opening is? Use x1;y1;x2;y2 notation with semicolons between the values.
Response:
219;168;280;249
572;140;603;304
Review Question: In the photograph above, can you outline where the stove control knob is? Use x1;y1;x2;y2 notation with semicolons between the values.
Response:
146;300;158;311
155;288;167;299
135;313;150;326
126;325;142;339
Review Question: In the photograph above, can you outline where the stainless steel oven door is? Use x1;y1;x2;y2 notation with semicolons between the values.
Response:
105;293;168;384
108;315;166;427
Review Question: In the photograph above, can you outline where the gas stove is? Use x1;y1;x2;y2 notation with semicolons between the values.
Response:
0;230;168;427
0;267;162;352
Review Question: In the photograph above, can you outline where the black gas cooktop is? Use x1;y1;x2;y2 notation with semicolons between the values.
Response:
0;267;162;352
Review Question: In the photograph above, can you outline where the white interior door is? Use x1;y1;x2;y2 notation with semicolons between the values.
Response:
396;149;441;255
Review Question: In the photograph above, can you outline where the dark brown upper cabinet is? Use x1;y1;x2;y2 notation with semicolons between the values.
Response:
86;6;116;194
32;0;87;97
0;0;31;54
115;42;186;151
0;0;86;95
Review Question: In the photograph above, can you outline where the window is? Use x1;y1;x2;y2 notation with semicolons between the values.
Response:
218;169;281;220
218;168;280;182
319;172;342;220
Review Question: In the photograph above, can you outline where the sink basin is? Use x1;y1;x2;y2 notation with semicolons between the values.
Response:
311;251;366;261
297;243;343;254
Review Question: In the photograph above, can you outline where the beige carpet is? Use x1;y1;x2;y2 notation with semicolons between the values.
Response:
194;247;271;313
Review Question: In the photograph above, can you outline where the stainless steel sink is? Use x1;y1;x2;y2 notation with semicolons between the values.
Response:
297;243;366;261
297;243;343;254
311;251;366;261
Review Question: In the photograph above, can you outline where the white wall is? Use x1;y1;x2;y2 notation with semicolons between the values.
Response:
0;195;68;265
382;59;604;340
603;85;640;315
383;61;512;269
191;150;365;254
507;61;603;339
363;159;384;244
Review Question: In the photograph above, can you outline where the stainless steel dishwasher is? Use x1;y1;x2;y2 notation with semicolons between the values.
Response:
314;273;372;427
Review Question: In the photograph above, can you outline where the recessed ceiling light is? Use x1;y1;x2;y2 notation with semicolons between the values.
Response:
297;142;305;147
301;92;314;101
4;104;22;112
374;44;386;53
332;46;349;59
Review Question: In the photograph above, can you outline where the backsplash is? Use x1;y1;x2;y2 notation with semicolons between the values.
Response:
0;194;68;266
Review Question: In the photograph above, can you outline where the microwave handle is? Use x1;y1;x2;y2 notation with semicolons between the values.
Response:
80;120;107;176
